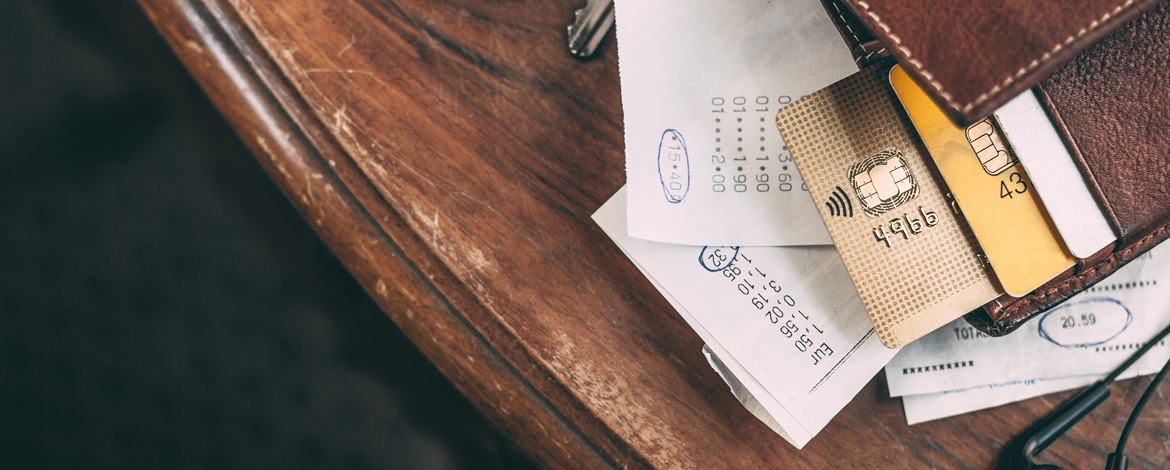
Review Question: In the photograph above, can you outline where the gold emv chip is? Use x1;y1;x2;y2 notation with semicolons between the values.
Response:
966;119;1018;176
848;147;919;218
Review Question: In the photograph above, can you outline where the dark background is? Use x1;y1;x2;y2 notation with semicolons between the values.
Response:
0;0;536;468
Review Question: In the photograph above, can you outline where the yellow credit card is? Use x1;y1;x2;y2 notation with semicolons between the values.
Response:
889;65;1074;297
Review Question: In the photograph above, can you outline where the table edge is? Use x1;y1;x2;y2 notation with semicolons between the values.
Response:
133;0;640;467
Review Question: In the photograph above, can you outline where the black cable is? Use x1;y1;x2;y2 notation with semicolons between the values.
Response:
1102;321;1170;470
1005;321;1170;470
1115;352;1170;456
1104;322;1170;383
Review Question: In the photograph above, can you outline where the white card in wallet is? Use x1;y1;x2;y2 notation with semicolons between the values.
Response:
995;89;1118;259
593;186;897;448
616;0;856;246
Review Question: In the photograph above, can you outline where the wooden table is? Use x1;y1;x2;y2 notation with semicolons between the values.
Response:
136;0;1170;467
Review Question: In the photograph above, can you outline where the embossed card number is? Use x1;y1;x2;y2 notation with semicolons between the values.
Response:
872;206;940;248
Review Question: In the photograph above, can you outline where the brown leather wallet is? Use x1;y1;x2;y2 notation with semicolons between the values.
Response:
818;0;1170;336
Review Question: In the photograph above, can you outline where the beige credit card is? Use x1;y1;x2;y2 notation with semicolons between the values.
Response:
775;64;1001;348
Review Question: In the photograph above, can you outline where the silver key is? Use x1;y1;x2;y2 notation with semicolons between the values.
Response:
567;0;615;58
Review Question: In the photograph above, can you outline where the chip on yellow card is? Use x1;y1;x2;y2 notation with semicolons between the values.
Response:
889;65;1074;297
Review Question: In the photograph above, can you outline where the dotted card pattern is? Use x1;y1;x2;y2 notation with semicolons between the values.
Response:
776;64;1000;348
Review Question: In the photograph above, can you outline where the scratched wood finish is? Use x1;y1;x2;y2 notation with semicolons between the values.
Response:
136;0;1170;468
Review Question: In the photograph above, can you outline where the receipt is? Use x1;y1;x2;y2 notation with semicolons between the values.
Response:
885;245;1170;397
616;0;856;246
593;187;897;448
901;357;1170;425
701;345;793;440
902;376;1093;425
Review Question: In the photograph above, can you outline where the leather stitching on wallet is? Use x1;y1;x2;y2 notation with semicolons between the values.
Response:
998;221;1170;321
829;0;862;50
858;47;888;67
852;0;1138;114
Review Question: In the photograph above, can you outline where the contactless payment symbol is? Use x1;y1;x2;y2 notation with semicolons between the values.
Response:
848;146;919;218
824;186;854;217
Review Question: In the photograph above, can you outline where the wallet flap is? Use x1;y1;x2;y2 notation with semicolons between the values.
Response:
836;0;1162;126
966;1;1170;336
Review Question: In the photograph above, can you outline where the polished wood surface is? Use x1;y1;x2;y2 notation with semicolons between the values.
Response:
135;0;1170;468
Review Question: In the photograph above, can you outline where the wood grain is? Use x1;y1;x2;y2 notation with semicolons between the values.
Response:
135;0;1170;468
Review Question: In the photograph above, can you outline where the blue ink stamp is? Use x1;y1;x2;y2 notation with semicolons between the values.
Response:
657;129;690;203
698;246;739;272
1037;297;1132;348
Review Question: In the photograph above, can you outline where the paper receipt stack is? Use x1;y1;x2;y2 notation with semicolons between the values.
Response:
602;0;894;448
597;0;1170;449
